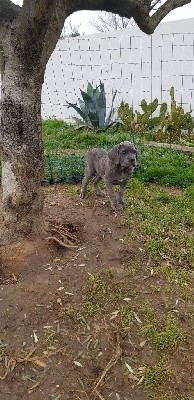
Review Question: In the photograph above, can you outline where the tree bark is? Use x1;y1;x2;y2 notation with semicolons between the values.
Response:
1;51;44;244
0;1;69;245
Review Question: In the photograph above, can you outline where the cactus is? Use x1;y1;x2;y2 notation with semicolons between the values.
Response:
118;98;167;134
118;101;135;130
159;86;194;143
118;86;194;144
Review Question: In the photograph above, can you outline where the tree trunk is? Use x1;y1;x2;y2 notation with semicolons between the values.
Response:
1;60;44;244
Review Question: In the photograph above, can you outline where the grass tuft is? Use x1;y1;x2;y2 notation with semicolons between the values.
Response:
143;359;171;389
142;315;186;350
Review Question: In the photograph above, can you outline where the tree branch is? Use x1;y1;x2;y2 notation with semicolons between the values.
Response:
0;0;20;25
66;0;191;34
149;0;192;32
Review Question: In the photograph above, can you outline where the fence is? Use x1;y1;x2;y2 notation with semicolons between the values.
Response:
0;18;193;120
42;17;194;121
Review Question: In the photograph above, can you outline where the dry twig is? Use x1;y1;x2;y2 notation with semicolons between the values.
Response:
92;333;122;393
94;388;106;400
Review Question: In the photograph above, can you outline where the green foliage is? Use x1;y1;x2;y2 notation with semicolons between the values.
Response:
44;153;85;184
42;119;194;188
43;120;131;150
119;304;134;328
118;98;168;134
118;87;194;145
67;81;117;130
143;359;170;388
142;315;186;350
157;86;194;143
122;179;194;269
138;148;194;187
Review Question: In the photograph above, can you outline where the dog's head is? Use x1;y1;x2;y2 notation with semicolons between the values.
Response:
108;141;138;170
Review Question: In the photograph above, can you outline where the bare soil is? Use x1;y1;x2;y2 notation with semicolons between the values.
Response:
0;184;194;400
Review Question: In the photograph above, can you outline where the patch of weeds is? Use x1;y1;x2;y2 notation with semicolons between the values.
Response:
113;285;138;303
154;191;175;204
160;394;194;400
80;300;100;317
143;359;171;389
87;273;107;299
119;304;134;328
146;238;169;262
78;272;109;320
62;185;80;194
160;265;192;287
141;303;156;321
62;305;76;318
100;268;114;279
164;286;174;294
43;327;58;347
142;315;186;350
122;180;194;270
151;284;161;293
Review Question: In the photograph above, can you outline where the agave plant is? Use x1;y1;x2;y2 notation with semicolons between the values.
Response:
67;81;117;130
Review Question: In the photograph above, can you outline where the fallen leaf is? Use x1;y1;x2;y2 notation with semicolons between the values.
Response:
73;361;83;367
33;359;46;368
57;298;62;306
133;312;142;324
33;332;38;343
125;361;134;374
136;376;144;386
139;340;147;348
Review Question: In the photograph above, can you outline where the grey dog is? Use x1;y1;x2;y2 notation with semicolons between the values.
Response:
80;141;137;211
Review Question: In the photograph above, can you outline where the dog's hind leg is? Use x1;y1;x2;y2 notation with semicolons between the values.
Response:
104;177;123;211
80;167;95;198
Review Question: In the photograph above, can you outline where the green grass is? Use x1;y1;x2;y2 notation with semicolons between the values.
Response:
122;179;194;268
43;119;134;150
143;359;171;389
43;153;85;183
119;304;134;328
138;147;194;187
141;314;186;350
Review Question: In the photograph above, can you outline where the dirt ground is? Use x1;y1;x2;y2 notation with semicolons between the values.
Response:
0;184;194;400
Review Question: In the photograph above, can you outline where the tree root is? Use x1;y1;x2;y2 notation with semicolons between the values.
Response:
46;220;78;249
46;236;77;248
92;333;122;395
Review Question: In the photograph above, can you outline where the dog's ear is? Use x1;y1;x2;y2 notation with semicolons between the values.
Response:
108;144;121;165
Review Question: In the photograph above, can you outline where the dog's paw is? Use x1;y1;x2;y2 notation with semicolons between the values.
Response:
111;202;124;211
80;191;87;199
119;201;125;209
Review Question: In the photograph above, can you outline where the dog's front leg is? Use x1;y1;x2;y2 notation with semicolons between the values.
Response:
117;180;128;208
104;177;123;211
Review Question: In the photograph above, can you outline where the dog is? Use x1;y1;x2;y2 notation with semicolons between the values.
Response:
80;141;137;211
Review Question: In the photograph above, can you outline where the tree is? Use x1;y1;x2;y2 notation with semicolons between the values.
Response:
0;0;191;245
60;18;83;38
90;11;134;32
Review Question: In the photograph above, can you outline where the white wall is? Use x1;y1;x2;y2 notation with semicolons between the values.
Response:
26;18;194;119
